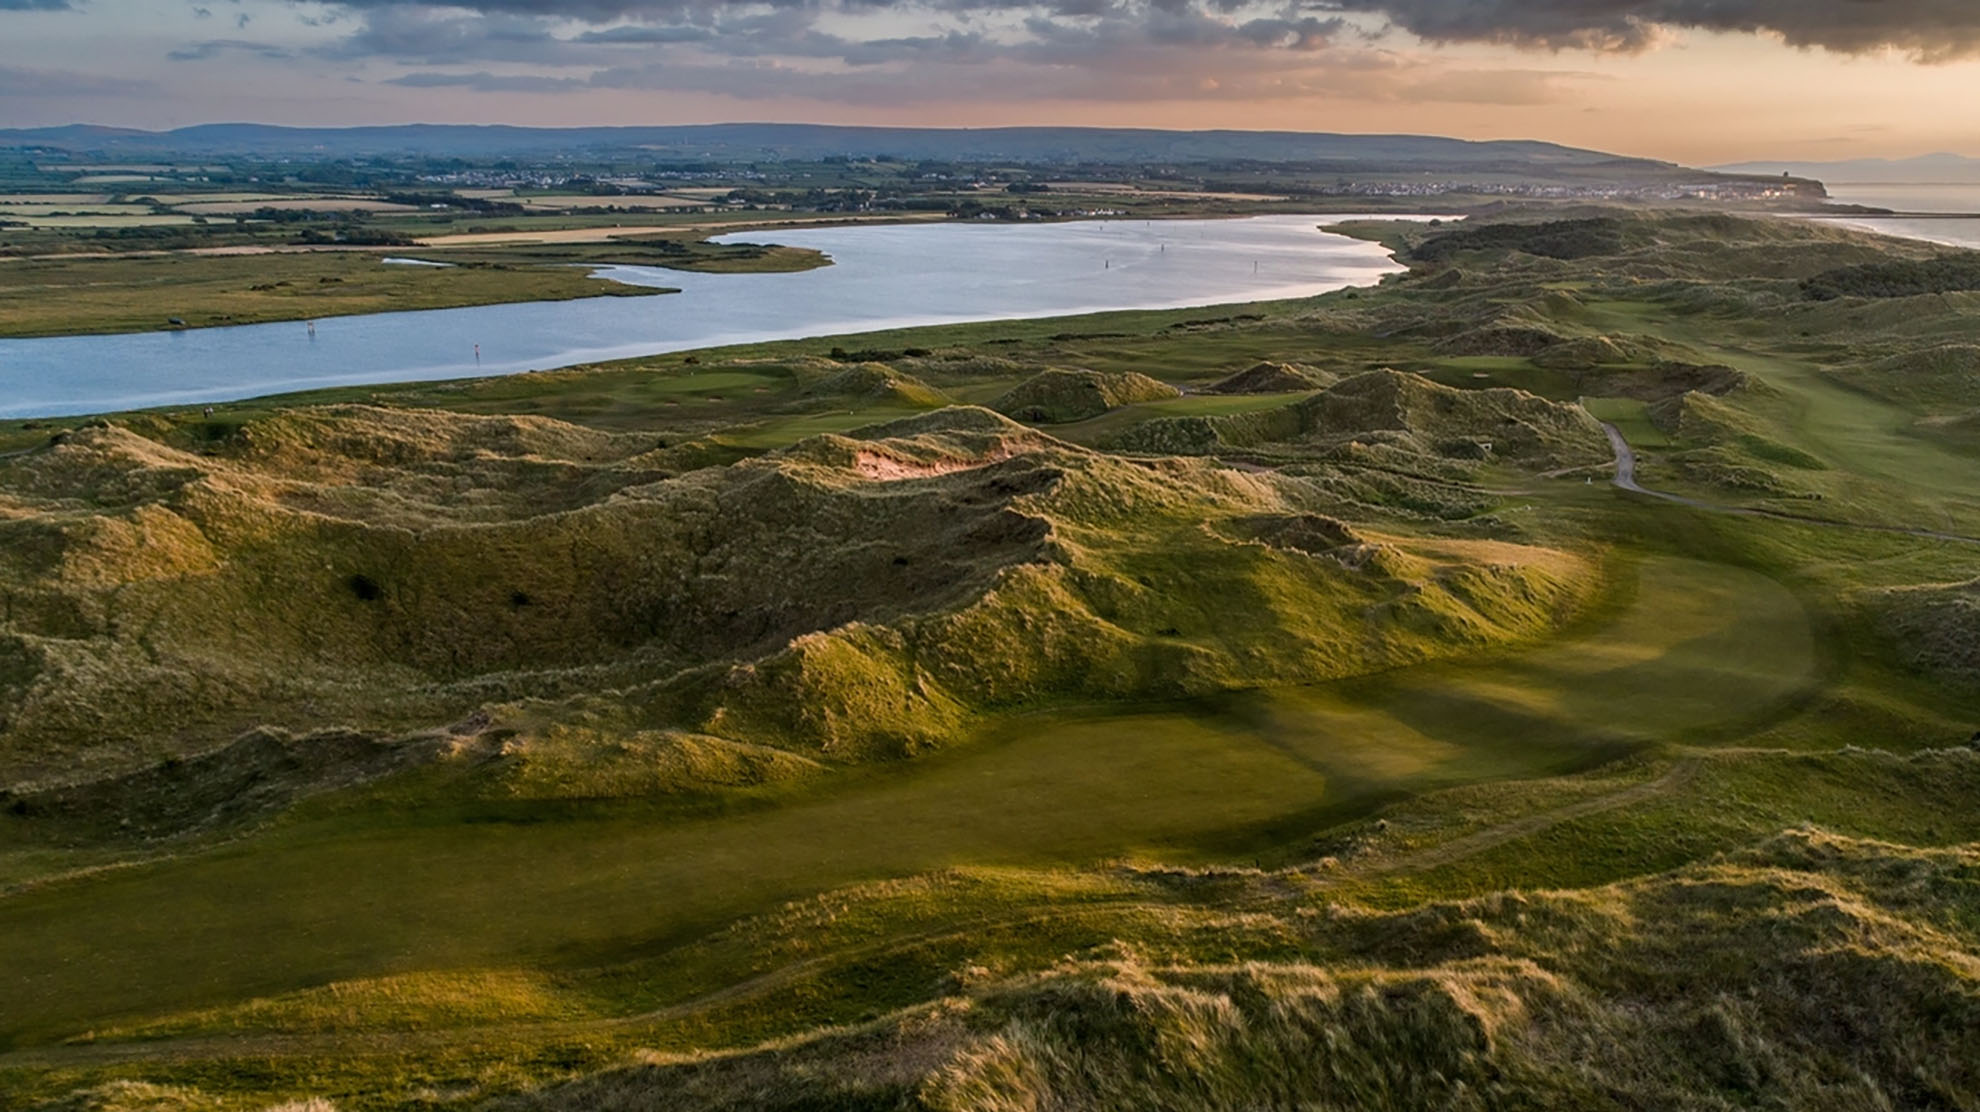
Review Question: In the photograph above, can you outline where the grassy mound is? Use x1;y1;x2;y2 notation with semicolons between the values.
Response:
1411;216;1630;263
1578;360;1752;401
1221;511;1364;554
1528;335;1706;375
1100;408;1303;456
1529;334;1630;369
991;368;1180;423
632;429;1594;765
1851;344;1980;410
1868;578;1980;692
1106;370;1606;472
0;406;1057;782
1433;317;1570;357
1286;370;1608;469
1803;254;1980;301
493;823;1980;1112
1203;361;1334;395
801;362;951;408
0;402;1594;796
1401;211;1934;283
1647;391;1826;471
2;726;446;839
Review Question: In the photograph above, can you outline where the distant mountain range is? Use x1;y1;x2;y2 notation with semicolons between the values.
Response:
1715;154;1980;184
0;122;1693;176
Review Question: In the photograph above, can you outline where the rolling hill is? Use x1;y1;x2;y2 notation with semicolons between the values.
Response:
8;122;1697;177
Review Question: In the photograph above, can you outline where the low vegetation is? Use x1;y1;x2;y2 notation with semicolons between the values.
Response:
0;235;838;338
5;209;1980;1110
0;252;663;338
1801;252;1980;300
989;368;1180;423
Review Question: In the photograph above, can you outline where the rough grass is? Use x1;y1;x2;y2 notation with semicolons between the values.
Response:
990;368;1180;423
10;209;1980;1111
0;252;667;338
0;397;1610;790
1106;368;1608;473
1202;360;1334;394
422;237;830;276
467;808;1980;1112
0;552;1809;1053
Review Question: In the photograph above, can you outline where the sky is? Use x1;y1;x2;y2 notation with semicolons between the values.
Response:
2;0;1979;165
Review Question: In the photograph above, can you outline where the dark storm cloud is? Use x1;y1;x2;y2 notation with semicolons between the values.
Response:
1318;0;1980;61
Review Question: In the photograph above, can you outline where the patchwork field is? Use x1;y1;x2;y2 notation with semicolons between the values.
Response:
517;195;707;211
173;200;421;215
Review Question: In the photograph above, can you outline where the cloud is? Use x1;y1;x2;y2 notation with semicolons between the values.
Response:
573;23;714;43
168;38;293;61
322;0;737;17
115;0;1970;117
387;69;587;91
1317;0;1980;62
302;0;1362;77
295;0;1980;64
0;0;74;9
287;0;1603;109
310;8;592;65
373;39;1453;106
0;64;152;96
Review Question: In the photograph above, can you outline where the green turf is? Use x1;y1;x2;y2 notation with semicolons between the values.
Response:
0;554;1809;1044
10;208;1980;1111
1583;396;1674;448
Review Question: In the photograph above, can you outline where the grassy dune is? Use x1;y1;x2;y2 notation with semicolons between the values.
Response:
5;209;1980;1110
0;553;1800;1042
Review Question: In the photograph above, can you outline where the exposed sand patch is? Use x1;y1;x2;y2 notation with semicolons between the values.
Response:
853;444;1020;481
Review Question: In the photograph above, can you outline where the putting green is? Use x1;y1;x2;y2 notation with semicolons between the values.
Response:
0;556;1814;1044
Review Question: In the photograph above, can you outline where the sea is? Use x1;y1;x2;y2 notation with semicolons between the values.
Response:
1817;183;1980;250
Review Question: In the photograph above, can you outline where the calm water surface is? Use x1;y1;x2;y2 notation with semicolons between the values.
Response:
1818;183;1980;250
0;215;1405;418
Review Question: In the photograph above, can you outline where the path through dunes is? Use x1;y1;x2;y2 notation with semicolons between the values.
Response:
1599;416;1980;545
0;555;1816;1045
